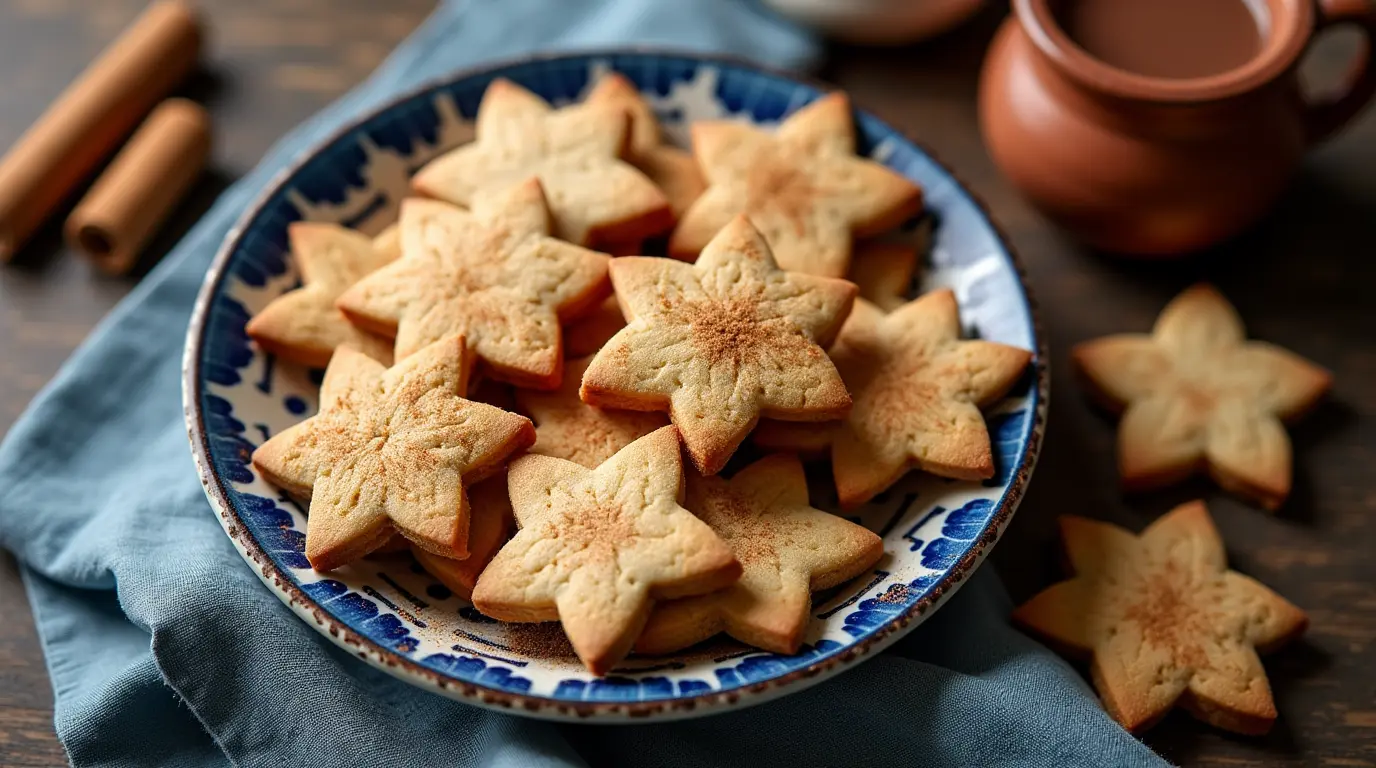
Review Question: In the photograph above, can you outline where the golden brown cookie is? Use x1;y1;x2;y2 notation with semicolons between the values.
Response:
1073;284;1330;510
750;419;838;459
336;180;611;389
245;223;396;368
471;426;741;674
669;92;923;277
411;78;672;247
637;454;882;655
562;295;626;358
581;215;856;475
831;292;1031;508
1012;501;1307;735
251;335;535;571
587;72;705;221
411;473;514;601
517;355;668;469
371;222;401;262
848;239;919;312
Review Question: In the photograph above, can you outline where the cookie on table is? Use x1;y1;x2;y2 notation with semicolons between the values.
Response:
245;223;397;368
336;180;611;389
251;335;535;571
586;72;705;221
411;473;514;601
831;292;1031;508
581;215;856;475
471;426;741;675
516;355;668;469
562;296;626;358
1013;501;1307;735
1073;284;1330;510
669;91;923;277
637;454;882;656
411;78;672;247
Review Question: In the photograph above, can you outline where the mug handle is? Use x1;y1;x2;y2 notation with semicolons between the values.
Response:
1304;0;1376;144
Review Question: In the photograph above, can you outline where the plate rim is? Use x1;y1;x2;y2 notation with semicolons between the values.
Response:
181;47;1051;722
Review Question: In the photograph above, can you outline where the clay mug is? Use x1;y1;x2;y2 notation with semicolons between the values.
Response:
979;0;1376;256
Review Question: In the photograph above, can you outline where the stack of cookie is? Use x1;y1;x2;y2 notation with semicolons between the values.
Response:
246;74;1032;676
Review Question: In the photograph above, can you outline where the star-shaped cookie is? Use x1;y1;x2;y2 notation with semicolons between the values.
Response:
831;291;1031;508
471;426;741;674
336;180;612;389
586;72;705;221
411;472;514;601
251;335;535;571
245;223;397;368
1073;284;1330;510
411;78;672;247
1012;501;1307;735
516;355;668;469
669;92;923;277
637;454;883;655
581;215;856;475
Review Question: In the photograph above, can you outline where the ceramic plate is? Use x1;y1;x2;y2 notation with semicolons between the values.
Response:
183;50;1048;721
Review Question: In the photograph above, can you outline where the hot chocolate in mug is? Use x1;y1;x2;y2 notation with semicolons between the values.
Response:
980;0;1376;255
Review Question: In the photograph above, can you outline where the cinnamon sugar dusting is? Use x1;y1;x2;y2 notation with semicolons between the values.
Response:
549;502;637;560
745;161;817;236
678;298;770;364
697;485;779;567
1122;566;1209;668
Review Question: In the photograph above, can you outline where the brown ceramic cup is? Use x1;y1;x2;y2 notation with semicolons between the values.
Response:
979;0;1376;256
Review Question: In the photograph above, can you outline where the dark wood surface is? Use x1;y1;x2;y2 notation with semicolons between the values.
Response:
1;1;1373;766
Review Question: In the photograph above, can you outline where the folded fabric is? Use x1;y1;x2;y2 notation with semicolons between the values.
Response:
0;0;1167;765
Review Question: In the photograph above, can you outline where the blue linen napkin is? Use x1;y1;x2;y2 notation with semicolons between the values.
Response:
0;1;1169;765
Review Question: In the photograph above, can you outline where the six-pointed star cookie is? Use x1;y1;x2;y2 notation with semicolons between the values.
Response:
410;472;514;601
411;78;672;247
1073;284;1330;510
471;426;741;674
1013;501;1307;735
831;291;1031;508
245;223;397;368
587;72;705;221
637;454;883;655
336;179;612;389
251;335;535;571
516;355;668;469
581;215;856;475
669;92;923;277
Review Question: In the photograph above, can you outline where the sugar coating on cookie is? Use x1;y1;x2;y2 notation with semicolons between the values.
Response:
581;215;856;476
471;426;741;675
830;292;1031;508
245;223;397;369
1073;284;1330;510
517;355;668;469
586;72;705;221
670;92;923;277
411;78;672;247
336;180;612;389
1012;501;1307;735
411;472;514;601
637;454;882;655
251;335;535;571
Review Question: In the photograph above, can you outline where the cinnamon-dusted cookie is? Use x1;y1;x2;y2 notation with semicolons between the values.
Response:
669;92;923;277
831;292;1031;508
563;296;626;358
637;454;882;655
337;180;611;389
1073;284;1330;510
586;72;705;222
1013;501;1307;735
581;216;856;475
245;223;396;368
411;473;514;601
252;335;535;571
411;78;672;247
517;356;667;469
471;426;741;674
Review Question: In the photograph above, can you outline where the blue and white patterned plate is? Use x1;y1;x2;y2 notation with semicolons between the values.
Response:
183;51;1048;721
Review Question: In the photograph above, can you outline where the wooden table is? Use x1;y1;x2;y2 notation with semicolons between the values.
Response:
1;1;1372;765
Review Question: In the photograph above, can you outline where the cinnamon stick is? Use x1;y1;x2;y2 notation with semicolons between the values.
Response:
0;0;202;262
